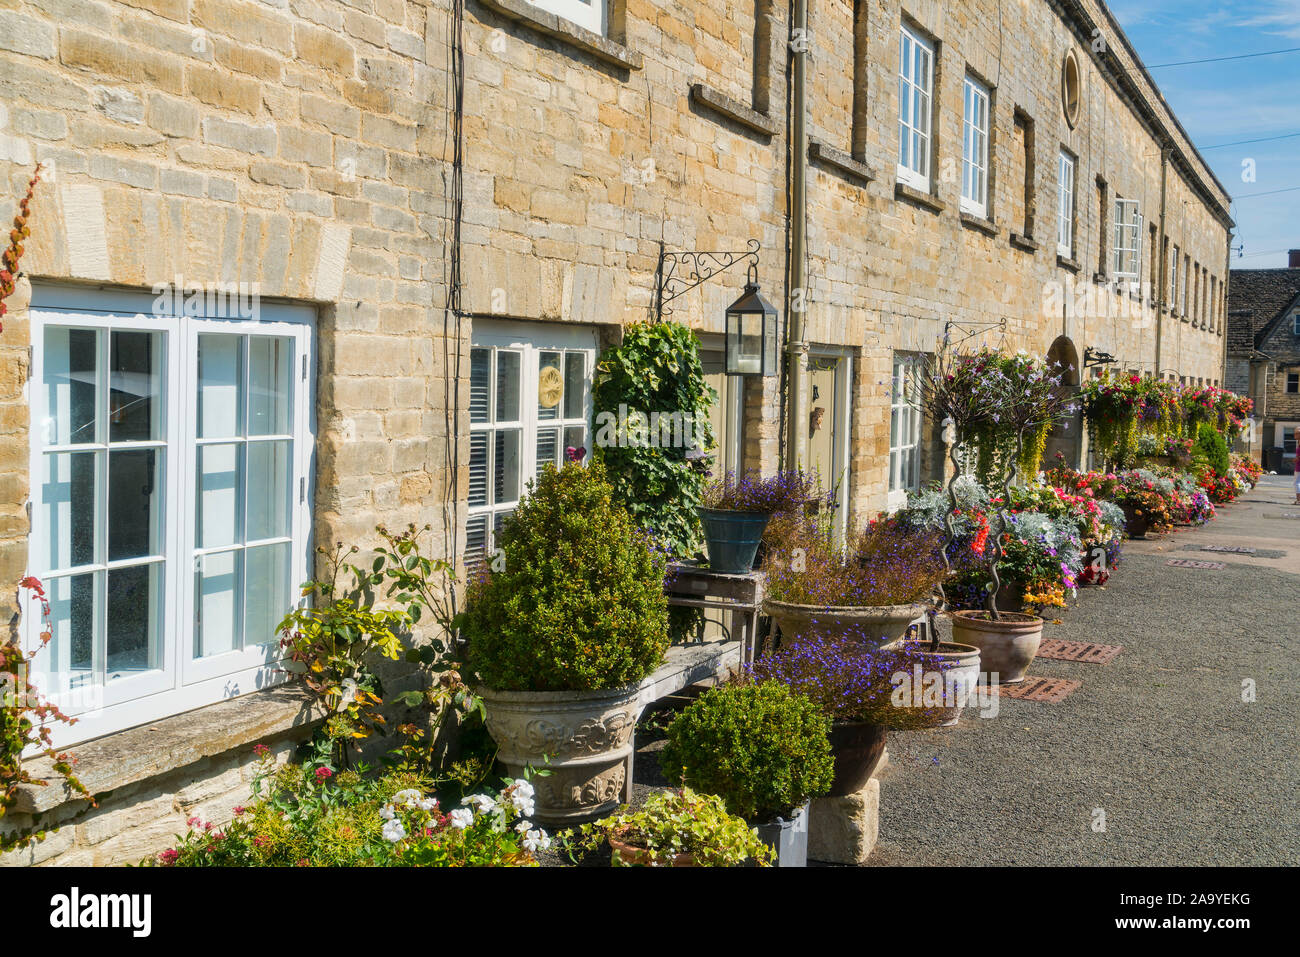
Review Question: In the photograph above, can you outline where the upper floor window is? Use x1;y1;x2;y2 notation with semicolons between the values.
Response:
961;75;990;217
26;287;315;746
530;0;604;35
1170;244;1180;309
897;24;934;191
1287;371;1299;394
1112;198;1142;279
1056;149;1076;258
888;353;923;502
1292;311;1300;336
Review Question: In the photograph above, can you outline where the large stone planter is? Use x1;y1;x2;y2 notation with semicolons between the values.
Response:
890;640;982;727
826;721;888;797
764;599;927;647
949;610;1043;684
479;684;641;825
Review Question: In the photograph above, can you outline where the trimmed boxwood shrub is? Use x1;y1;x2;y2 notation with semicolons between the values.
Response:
659;681;833;822
1192;421;1230;476
462;460;670;692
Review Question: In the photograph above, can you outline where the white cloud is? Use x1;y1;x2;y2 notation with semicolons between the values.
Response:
1235;0;1300;39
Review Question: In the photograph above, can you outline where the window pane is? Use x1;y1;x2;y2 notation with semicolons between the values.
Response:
465;513;488;575
246;440;292;541
537;426;559;473
197;443;242;549
496;351;521;422
43;326;99;446
195;549;239;659
494;429;521;504
248;337;292;436
108;448;163;562
470;348;490;424
109;331;163;443
198;335;243;439
106;562;162;678
244;541;290;649
538;351;562;421
564;353;585;419
43;572;96;692
41;451;98;571
468;432;488;507
564;425;585;456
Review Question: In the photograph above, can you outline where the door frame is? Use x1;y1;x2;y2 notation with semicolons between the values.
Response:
807;347;854;546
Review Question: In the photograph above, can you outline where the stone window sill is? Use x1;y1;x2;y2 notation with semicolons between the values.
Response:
1009;232;1039;253
12;686;325;815
1093;271;1109;284
959;211;998;237
894;181;945;214
689;84;778;138
1057;254;1082;273
808;139;875;184
475;0;643;71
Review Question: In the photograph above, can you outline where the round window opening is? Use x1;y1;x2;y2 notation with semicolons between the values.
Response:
1062;50;1081;128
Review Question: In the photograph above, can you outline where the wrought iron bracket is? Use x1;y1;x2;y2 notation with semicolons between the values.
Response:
940;316;1007;349
653;239;760;321
1083;346;1118;370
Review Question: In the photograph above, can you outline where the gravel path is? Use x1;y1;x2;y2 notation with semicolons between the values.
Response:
868;475;1300;866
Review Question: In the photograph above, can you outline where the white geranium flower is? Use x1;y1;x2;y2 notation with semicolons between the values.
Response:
507;786;535;816
381;818;407;843
379;804;397;821
464;793;497;815
417;797;439;812
449;808;474;830
521;828;551;853
515;820;531;834
392;788;423;807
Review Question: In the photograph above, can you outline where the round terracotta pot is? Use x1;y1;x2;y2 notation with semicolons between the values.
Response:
479;684;641;825
826;721;888;797
764;599;927;647
608;830;696;867
889;640;982;728
949;610;1043;684
1120;502;1150;538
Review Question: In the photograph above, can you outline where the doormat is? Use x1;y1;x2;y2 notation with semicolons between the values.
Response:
1199;545;1256;555
1165;558;1226;570
1035;639;1123;664
991;677;1080;702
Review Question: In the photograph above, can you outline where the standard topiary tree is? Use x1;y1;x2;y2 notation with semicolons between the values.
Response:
658;681;833;823
462;459;670;692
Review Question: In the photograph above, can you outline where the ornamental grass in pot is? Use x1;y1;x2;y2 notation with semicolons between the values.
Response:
749;636;955;794
461;460;670;824
564;787;773;867
659;681;833;867
762;513;946;647
698;470;819;574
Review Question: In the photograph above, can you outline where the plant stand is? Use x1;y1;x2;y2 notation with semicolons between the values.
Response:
664;562;766;665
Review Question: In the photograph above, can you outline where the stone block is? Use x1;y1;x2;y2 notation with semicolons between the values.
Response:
808;777;879;865
0;12;58;59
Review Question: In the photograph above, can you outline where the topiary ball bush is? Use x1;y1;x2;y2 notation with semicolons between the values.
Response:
658;681;833;823
462;460;670;692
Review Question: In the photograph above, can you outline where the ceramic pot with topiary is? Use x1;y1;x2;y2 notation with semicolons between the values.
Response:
658;681;833;866
462;459;670;824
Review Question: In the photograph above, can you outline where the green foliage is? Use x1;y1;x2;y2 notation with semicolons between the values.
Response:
2;578;94;855
462;460;670;691
144;744;544;867
564;787;773;866
1191;422;1230;476
659;681;833;822
592;321;717;557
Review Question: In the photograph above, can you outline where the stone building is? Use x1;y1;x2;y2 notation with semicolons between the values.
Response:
1227;253;1300;471
0;0;1230;863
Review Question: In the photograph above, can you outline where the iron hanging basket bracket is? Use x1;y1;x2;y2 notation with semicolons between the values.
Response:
939;316;1007;350
653;239;761;321
1083;346;1118;370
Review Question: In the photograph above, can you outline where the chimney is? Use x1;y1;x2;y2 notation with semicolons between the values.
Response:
1290;249;1300;268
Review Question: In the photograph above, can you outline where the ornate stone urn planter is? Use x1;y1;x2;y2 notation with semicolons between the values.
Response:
891;640;982;728
764;599;927;647
479;684;641;825
949;610;1043;684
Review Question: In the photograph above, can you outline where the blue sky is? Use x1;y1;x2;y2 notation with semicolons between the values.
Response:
1110;0;1300;268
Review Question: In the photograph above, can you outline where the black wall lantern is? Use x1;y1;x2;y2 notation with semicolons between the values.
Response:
653;239;777;377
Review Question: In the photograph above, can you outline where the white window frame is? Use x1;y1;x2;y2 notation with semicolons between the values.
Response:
1291;311;1300;336
1057;150;1076;258
528;0;604;35
467;321;597;572
887;353;923;510
1287;371;1300;394
1170;245;1180;310
960;75;990;217
897;24;935;192
24;285;314;748
1112;198;1142;280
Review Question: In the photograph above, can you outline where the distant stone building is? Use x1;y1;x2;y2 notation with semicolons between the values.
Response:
1227;252;1300;470
1;0;1231;863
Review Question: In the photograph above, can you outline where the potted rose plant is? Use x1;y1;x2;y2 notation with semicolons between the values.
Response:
659;681;833;867
461;460;670;824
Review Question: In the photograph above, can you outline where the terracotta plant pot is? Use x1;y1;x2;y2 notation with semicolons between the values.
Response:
764;599;927;648
890;640;982;728
826;721;888;797
1120;502;1150;538
949;609;1043;684
479;684;641;825
608;830;696;867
